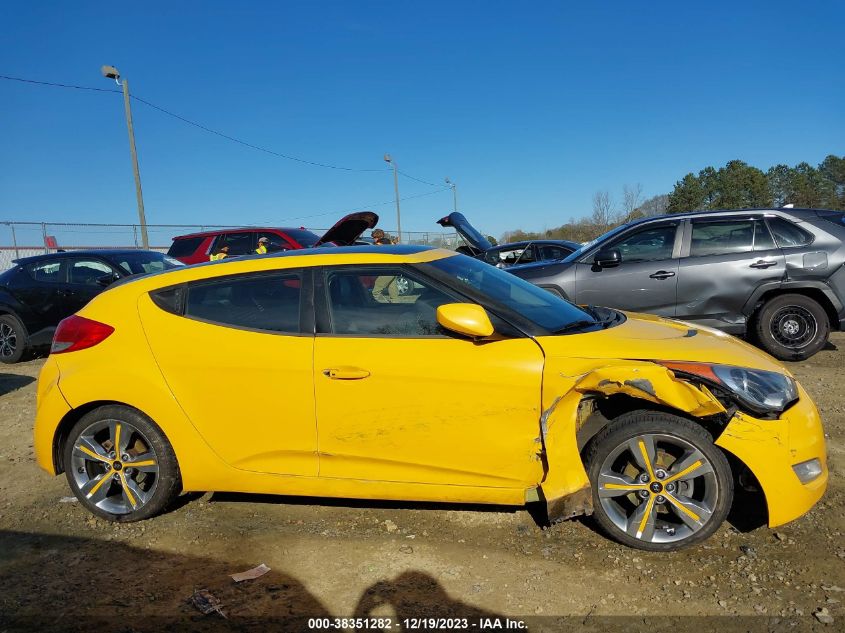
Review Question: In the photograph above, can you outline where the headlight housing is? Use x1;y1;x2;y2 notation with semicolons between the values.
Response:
658;361;799;416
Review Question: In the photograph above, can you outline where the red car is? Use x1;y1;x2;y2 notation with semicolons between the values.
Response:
168;212;378;264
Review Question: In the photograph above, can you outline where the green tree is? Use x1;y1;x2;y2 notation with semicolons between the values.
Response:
667;173;704;213
714;160;771;208
819;154;845;209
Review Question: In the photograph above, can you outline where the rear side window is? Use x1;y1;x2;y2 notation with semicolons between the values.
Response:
690;220;753;257
184;272;302;333
25;259;63;282
767;218;814;248
217;232;254;256
167;237;204;258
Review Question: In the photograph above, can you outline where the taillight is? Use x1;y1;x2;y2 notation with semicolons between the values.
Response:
50;315;114;354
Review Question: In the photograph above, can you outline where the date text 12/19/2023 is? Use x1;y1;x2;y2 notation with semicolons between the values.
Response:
307;617;528;630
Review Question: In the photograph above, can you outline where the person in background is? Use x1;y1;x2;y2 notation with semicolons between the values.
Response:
209;245;230;261
255;236;270;254
371;229;391;245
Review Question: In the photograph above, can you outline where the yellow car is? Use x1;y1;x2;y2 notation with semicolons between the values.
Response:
34;246;828;550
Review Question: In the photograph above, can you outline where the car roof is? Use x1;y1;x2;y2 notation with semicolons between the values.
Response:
633;207;821;224
495;239;580;249
172;227;316;239
12;249;166;266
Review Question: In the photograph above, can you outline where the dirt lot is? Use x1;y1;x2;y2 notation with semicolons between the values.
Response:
1;338;843;632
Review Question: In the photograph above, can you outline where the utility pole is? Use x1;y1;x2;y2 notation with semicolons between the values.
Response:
445;177;458;213
384;154;402;242
101;65;149;248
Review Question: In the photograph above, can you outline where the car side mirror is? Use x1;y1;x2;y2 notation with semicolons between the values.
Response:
594;248;622;268
96;273;119;287
436;303;494;339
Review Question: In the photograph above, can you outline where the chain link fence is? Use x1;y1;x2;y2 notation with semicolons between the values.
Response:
0;221;461;271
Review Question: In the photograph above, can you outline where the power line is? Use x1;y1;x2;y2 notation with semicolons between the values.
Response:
1;73;445;185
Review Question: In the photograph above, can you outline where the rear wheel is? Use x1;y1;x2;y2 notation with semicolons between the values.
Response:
585;411;733;551
754;293;830;360
0;314;27;364
63;405;181;522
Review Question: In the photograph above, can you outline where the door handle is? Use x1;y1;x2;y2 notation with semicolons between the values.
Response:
750;260;777;269
649;271;676;280
322;367;371;380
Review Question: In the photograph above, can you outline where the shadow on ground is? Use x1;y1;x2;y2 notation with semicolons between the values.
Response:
0;374;35;397
0;529;503;632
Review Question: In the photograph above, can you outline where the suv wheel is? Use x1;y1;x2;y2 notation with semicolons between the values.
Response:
0;314;27;364
584;411;733;551
754;294;830;361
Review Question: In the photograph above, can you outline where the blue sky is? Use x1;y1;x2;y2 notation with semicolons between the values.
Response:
1;0;843;245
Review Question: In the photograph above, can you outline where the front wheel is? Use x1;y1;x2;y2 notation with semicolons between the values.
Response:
754;294;830;360
63;405;181;522
584;411;733;551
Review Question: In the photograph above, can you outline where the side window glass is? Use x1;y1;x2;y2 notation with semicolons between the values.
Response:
753;220;776;251
767;218;814;248
220;232;254;256
689;220;753;257
257;233;290;253
69;260;114;285
26;259;63;283
610;225;677;262
539;245;567;260
326;268;455;336
185;272;301;333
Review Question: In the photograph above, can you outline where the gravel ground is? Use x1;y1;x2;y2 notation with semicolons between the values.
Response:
0;337;843;632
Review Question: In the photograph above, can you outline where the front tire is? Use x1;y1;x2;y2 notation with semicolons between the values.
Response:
754;294;830;360
0;314;27;364
584;411;733;551
63;405;181;522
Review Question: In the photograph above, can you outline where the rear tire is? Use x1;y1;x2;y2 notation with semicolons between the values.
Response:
63;405;181;522
584;410;733;551
0;314;27;364
754;294;830;360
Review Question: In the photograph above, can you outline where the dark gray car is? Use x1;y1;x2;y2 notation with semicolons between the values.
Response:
509;208;845;360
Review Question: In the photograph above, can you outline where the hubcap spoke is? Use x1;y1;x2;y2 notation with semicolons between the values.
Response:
81;472;113;504
626;495;658;541
598;472;648;498
125;451;157;473
121;475;148;508
74;436;110;463
627;435;657;479
665;493;712;531
665;450;712;483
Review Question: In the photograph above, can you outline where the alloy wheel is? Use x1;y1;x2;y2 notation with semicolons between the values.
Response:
0;322;17;359
597;433;719;545
70;418;160;515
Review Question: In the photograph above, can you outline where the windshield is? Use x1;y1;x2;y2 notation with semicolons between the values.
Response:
424;254;596;333
112;252;185;275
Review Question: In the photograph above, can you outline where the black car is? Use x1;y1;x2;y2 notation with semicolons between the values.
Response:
436;212;580;267
0;250;183;363
510;208;845;360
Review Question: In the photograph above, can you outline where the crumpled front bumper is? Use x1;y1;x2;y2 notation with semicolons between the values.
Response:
715;383;828;527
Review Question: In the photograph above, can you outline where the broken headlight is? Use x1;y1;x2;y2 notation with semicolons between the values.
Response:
658;362;799;415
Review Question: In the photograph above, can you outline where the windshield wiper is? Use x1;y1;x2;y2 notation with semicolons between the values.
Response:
553;319;599;334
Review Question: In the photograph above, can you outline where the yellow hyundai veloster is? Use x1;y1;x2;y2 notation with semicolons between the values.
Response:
34;246;827;550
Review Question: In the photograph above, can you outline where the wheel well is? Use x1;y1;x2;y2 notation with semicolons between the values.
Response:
752;288;839;329
52;400;125;474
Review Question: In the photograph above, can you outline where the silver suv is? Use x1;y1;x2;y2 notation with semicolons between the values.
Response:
509;208;845;360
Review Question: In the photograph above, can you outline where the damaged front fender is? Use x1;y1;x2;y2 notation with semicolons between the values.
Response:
539;362;726;522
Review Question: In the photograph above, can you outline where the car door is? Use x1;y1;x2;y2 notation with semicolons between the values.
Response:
312;265;545;488
138;269;317;476
574;221;681;315
64;257;120;314
13;257;69;345
675;217;785;327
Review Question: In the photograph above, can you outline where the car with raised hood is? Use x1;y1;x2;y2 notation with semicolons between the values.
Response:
167;211;379;264
436;212;580;267
0;249;183;364
457;208;845;361
35;246;827;550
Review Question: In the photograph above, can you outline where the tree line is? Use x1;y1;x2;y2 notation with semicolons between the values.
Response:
499;154;844;244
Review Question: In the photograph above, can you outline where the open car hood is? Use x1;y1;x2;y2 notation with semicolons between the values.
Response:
315;211;379;246
436;212;493;255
